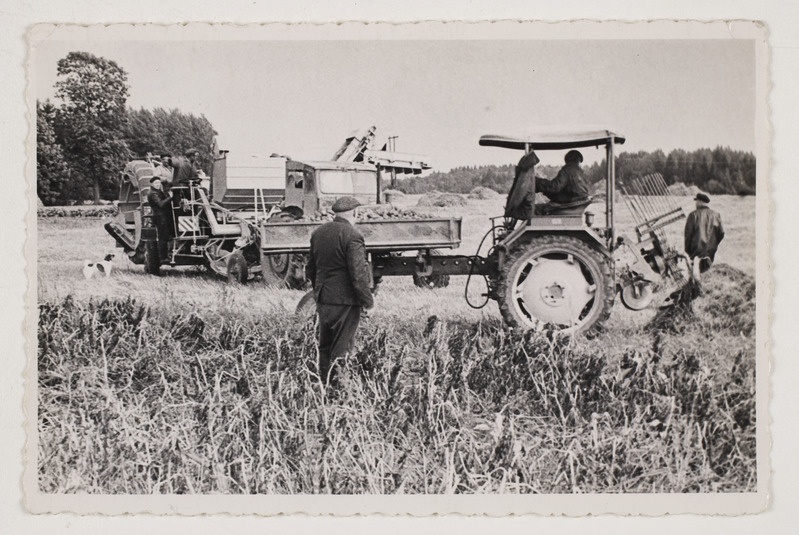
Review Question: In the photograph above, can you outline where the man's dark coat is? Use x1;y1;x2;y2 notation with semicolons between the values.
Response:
685;206;725;262
306;216;374;308
535;163;591;205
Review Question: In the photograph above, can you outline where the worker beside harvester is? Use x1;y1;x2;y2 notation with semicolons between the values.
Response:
146;176;174;263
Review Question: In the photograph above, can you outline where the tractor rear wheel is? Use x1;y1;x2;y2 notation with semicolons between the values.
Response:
227;250;249;284
143;241;161;276
496;235;614;334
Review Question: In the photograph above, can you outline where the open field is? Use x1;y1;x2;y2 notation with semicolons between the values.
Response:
37;194;756;327
35;194;758;494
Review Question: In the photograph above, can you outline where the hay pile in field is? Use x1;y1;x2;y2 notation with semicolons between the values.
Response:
417;192;468;208
668;182;702;196
38;290;756;494
468;187;500;200
649;263;755;336
382;189;405;197
301;205;433;222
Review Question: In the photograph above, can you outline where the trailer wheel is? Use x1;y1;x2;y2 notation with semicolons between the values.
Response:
496;235;613;334
143;241;161;276
227;250;248;284
262;253;291;287
412;250;450;289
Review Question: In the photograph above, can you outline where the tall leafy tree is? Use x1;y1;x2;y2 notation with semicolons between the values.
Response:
123;107;217;173
54;51;131;203
36;101;72;205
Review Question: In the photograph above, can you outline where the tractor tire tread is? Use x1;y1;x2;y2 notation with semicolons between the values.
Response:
496;234;613;334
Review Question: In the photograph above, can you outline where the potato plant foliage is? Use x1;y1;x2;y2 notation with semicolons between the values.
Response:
37;264;756;494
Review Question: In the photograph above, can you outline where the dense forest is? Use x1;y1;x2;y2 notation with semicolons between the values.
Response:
392;148;756;196
37;51;216;205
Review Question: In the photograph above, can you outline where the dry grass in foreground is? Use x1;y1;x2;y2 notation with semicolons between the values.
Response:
37;264;756;494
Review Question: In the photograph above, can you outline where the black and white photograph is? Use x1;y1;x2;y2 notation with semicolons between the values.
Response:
25;21;769;515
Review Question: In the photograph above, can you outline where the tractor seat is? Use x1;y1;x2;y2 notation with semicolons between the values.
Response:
536;196;593;216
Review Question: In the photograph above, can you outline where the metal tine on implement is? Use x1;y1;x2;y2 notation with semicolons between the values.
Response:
641;174;668;217
640;174;664;215
634;180;658;222
646;173;672;215
621;186;646;226
646;174;671;219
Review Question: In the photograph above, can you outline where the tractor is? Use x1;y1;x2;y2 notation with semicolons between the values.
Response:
261;130;689;333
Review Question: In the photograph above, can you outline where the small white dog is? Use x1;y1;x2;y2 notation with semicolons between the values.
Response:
83;254;115;279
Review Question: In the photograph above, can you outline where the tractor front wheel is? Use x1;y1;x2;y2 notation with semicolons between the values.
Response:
227;250;249;284
496;235;613;334
143;241;161;276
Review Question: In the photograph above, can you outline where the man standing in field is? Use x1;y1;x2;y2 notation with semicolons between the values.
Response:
306;196;374;385
684;192;725;278
147;176;174;263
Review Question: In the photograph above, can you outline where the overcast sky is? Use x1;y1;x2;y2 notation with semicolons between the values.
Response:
33;38;756;170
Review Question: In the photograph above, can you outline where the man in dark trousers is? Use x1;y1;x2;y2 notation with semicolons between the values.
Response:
147;176;174;263
305;196;374;384
535;149;591;207
684;192;725;278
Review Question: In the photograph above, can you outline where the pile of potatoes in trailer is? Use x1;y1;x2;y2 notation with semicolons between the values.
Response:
300;205;436;222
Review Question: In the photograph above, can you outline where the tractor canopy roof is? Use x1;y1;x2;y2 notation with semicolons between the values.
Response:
479;129;626;150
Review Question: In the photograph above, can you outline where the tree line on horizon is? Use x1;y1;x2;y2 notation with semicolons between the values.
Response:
392;147;756;196
37;51;216;206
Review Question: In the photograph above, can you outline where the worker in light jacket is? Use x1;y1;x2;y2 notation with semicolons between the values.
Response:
306;196;374;384
684;192;725;278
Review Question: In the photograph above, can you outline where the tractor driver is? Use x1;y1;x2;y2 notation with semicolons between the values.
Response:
147;176;175;263
534;149;591;211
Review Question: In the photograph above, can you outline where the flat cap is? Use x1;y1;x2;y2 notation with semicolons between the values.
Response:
184;148;199;157
694;193;710;203
332;196;361;213
149;176;163;184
